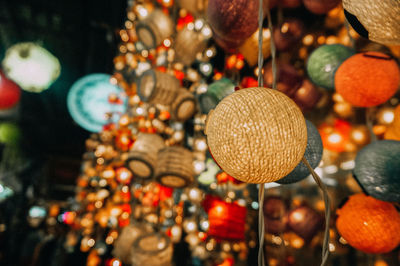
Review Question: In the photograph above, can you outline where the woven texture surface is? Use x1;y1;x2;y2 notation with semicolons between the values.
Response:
131;233;173;266
174;27;207;66
335;52;400;107
171;89;196;121
136;9;173;48
354;140;400;202
336;193;400;254
278;120;323;184
206;87;307;183
343;0;400;45
306;44;354;90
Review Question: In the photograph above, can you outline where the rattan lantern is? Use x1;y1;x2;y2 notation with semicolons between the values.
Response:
342;0;400;45
135;9;174;49
131;232;173;266
174;27;208;66
137;70;180;105
335;52;400;107
198;78;235;114
306;44;355;90
112;223;152;264
353;140;400;202
126;133;165;179
205;87;308;183
336;193;400;254
288;205;323;242
278;120;323;184
204;195;247;241
303;0;341;14
171;89;197;121
155;146;194;188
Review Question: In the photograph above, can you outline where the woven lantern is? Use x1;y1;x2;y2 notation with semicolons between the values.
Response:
126;133;165;179
288;205;323;242
273;18;304;52
171;89;197;121
238;29;271;67
198;78;235;114
335;52;400;107
263;196;288;234
303;0;341;14
131;232;173;266
336;193;400;254
306;44;355;90
205;87;307;183
174;27;208;66
0;71;20;110
204;195;247;241
135;9;174;49
155;146;194;188
112;223;152;264
207;0;266;45
353;140;400;202
137;70;180;105
278;120;323;184
263;62;303;97
342;0;400;45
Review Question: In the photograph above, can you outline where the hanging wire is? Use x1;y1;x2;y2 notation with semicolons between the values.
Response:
302;157;331;266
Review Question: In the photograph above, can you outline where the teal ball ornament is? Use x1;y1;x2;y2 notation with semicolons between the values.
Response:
277;120;323;184
306;44;355;90
354;140;400;202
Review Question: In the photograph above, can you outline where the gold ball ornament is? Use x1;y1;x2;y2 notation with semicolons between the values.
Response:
342;0;400;45
205;87;307;183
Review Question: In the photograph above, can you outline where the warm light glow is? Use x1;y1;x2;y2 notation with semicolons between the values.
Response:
328;133;342;144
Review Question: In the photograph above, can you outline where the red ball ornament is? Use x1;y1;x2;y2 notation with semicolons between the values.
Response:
303;0;341;14
0;71;21;110
273;18;304;51
336;194;400;254
335;52;400;107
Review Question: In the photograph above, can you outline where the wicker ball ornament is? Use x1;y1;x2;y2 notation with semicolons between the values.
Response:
336;193;400;254
277;120;323;184
353;140;400;202
303;0;341;14
342;0;400;45
205;87;308;183
335;52;400;107
306;44;355;90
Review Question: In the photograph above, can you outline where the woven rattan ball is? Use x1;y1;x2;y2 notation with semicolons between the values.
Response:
343;0;400;45
336;193;400;254
306;44;355;90
277;120;323;184
353;140;400;202
335;52;400;107
303;0;341;14
205;87;307;183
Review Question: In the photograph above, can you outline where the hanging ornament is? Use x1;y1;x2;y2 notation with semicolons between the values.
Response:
67;74;127;132
126;133;165;179
2;42;61;93
203;195;247;241
303;0;341;14
131;232;173;266
205;87;307;183
174;26;208;66
336;193;400;254
263;196;288;234
282;0;301;8
287;204;323;242
171;89;197;121
135;9;174;49
273;18;304;52
198;78;235;114
263;62;303;97
353;140;400;202
292;79;322;112
155;146;194;188
306;44;355;90
0;71;21;110
178;0;208;16
207;0;267;47
0;122;21;146
335;52;400;107
342;0;400;45
238;29;271;66
277;120;323;184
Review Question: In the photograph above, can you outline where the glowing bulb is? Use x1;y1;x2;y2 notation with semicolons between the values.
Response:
328;133;342;144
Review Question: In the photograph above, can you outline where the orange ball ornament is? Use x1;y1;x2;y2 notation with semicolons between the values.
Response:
336;193;400;254
335;52;400;107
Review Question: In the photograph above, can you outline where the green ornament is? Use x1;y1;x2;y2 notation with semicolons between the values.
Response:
198;78;235;114
306;44;354;90
0;122;21;146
